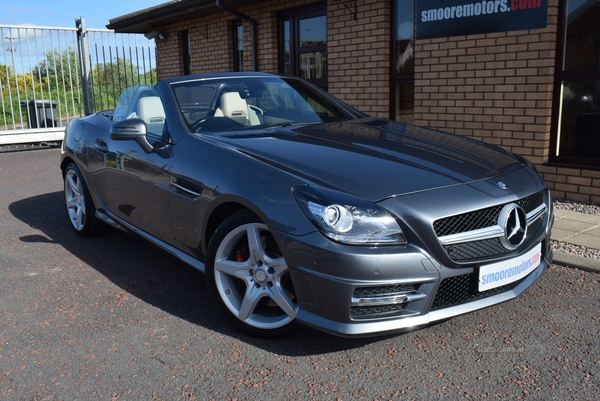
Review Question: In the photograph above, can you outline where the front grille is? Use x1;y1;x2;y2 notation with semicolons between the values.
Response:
445;238;506;262
434;191;544;237
351;304;408;318
434;191;546;263
434;206;501;238
443;218;543;262
430;272;526;310
353;284;416;298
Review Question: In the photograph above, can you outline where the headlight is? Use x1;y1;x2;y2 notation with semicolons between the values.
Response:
293;186;407;245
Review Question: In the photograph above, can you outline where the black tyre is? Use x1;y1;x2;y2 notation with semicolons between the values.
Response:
206;210;302;338
63;162;103;237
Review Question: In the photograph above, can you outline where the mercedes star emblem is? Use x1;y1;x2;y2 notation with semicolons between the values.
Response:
498;203;527;250
496;181;508;190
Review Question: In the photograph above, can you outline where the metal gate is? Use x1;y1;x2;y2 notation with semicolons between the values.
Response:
0;17;156;147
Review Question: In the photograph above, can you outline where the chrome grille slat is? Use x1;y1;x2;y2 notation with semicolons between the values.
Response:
434;191;544;237
443;218;544;262
350;284;422;320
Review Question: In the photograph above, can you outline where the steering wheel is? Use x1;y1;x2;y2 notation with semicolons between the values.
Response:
190;117;207;132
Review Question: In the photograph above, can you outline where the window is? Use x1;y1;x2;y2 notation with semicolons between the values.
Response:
182;30;191;75
392;0;415;123
551;0;600;166
234;21;244;72
279;4;327;90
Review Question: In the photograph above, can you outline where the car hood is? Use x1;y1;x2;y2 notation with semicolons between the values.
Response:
207;118;524;201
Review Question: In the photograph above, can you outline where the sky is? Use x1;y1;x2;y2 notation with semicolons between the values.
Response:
1;0;168;29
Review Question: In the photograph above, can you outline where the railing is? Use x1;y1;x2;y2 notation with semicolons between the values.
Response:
0;18;156;147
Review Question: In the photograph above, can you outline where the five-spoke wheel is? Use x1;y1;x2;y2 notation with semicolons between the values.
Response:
206;210;301;338
63;162;102;237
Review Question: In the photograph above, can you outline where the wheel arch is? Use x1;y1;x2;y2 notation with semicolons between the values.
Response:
202;195;281;257
60;155;76;176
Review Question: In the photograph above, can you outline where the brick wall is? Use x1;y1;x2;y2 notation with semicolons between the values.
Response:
328;0;391;117
414;0;599;204
155;1;314;77
157;13;236;77
154;0;391;118
151;0;598;203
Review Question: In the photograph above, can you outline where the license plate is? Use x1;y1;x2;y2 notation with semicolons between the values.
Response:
478;243;542;291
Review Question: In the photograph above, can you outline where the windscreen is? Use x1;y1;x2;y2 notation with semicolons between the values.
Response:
170;76;366;132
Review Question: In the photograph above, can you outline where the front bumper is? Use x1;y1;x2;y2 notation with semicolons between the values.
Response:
296;259;549;337
283;229;552;337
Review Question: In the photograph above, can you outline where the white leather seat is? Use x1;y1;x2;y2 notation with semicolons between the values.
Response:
136;96;166;135
215;92;260;125
137;96;165;125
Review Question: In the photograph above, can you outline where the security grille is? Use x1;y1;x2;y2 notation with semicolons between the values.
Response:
0;19;156;144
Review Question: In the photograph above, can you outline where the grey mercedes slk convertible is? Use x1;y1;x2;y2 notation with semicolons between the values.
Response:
60;72;553;338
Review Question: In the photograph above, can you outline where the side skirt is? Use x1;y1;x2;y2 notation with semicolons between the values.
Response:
96;210;206;273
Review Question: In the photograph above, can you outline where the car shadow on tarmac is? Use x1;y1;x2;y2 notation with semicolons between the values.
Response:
9;191;422;355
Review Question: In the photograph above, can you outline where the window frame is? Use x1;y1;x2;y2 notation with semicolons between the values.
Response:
278;3;327;90
548;0;600;168
233;20;244;72
390;0;415;123
181;30;191;76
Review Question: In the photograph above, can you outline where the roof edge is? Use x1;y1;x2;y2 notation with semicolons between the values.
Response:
107;0;214;32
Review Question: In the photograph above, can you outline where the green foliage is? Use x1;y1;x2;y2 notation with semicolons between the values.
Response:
1;63;35;127
91;58;156;111
1;49;157;128
32;48;80;92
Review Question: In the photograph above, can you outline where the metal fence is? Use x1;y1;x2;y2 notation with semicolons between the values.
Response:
0;18;156;146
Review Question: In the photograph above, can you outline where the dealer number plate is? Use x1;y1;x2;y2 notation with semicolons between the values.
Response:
478;243;542;292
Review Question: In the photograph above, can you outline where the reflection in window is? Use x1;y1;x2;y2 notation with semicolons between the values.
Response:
182;30;191;75
282;20;291;75
395;0;414;74
234;22;244;72
299;16;326;47
563;0;600;71
555;0;600;161
300;51;327;80
279;7;327;89
558;80;600;158
395;83;414;124
393;0;415;123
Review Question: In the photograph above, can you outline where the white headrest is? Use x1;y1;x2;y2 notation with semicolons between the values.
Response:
219;92;248;124
137;96;165;123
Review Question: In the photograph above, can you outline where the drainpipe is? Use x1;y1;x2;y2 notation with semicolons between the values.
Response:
216;0;258;71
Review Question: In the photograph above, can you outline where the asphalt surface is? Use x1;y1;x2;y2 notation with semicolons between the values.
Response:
1;148;598;400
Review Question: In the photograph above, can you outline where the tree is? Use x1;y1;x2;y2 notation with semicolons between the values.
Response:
32;48;80;92
2;49;157;127
91;59;157;111
0;63;41;127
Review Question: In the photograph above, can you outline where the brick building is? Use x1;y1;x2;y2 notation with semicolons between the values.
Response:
108;0;600;203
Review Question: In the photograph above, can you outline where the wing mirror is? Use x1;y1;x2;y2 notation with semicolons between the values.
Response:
109;118;154;153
